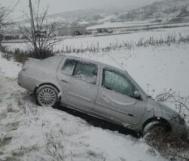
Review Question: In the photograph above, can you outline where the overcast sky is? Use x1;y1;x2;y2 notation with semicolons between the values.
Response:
1;0;161;20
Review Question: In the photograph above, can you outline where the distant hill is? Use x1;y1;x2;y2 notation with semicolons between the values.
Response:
14;8;121;29
10;0;189;36
15;0;189;27
48;0;189;25
117;0;189;23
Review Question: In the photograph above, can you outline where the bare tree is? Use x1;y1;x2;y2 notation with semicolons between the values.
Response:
0;0;22;45
20;0;57;59
0;6;8;45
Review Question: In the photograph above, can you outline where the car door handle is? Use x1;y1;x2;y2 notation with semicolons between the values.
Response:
61;79;68;83
128;113;134;117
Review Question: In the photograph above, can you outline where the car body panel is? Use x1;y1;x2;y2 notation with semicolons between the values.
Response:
64;76;98;112
95;87;146;129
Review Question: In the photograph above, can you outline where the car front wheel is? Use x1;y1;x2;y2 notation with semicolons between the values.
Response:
36;85;59;107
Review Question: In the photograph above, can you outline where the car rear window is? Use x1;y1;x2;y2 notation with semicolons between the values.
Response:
62;59;76;75
73;62;98;84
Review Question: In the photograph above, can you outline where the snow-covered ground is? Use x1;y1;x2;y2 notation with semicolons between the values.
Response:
0;53;167;161
56;26;189;51
1;27;189;161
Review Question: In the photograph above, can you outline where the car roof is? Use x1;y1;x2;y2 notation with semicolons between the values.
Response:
62;55;126;72
64;55;104;65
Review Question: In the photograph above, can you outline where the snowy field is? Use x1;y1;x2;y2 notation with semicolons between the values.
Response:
3;25;189;52
56;26;189;51
0;27;189;161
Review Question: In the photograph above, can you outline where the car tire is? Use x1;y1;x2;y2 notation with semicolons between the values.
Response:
36;85;59;107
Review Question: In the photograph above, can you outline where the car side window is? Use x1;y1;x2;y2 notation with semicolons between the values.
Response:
102;69;136;97
62;59;76;75
73;62;98;84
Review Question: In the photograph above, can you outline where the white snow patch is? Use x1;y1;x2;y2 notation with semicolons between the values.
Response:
0;52;21;78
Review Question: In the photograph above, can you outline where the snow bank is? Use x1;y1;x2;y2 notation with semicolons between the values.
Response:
0;52;22;78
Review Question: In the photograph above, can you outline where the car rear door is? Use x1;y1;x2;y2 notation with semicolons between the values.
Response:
59;59;99;112
95;68;145;128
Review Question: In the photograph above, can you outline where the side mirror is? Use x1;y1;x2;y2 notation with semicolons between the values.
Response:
134;91;142;100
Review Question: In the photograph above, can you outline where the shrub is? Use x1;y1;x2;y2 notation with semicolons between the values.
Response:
30;48;54;59
13;49;29;63
1;46;54;63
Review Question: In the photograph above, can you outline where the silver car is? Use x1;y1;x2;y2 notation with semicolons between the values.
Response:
18;55;187;137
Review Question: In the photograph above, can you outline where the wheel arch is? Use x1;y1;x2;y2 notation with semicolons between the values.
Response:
142;117;172;134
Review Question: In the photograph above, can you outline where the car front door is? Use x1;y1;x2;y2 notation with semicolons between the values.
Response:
61;59;99;112
95;68;145;128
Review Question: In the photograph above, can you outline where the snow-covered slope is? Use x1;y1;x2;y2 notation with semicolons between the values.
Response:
0;54;167;161
1;31;189;159
0;55;21;78
47;0;189;25
45;0;189;25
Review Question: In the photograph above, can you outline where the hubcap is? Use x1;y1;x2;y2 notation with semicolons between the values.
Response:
38;87;57;106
